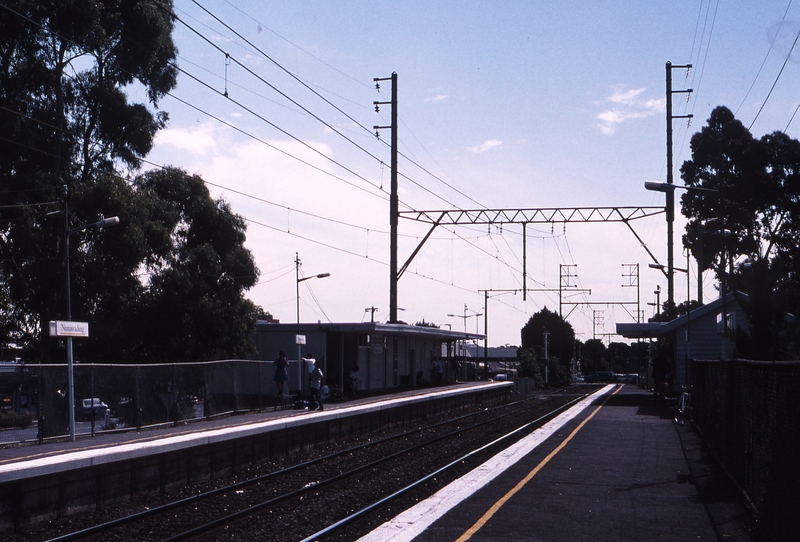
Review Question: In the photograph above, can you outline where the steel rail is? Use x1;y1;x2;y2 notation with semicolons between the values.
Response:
301;391;591;541
160;394;572;542
45;392;558;542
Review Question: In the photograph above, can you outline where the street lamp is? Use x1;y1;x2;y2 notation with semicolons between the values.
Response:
447;304;481;358
65;215;120;441
296;272;331;323
651;251;694;386
644;180;719;319
295;253;330;393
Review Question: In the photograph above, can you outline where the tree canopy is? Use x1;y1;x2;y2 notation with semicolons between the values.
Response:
520;306;575;361
0;2;264;361
680;106;800;358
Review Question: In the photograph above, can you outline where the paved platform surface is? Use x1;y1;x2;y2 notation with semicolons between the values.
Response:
363;385;758;542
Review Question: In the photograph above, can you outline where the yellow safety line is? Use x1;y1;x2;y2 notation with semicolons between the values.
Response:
456;385;622;542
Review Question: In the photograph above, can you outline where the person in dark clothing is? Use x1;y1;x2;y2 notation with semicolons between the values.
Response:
309;359;324;411
273;350;289;396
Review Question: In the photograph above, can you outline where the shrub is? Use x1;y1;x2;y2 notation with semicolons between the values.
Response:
0;410;35;429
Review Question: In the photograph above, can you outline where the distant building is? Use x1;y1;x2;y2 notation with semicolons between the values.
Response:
461;344;519;359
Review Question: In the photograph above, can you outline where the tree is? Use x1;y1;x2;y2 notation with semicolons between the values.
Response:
580;338;607;376
414;319;439;328
520;307;575;361
1;3;265;362
0;1;178;358
680;106;774;280
680;106;800;359
131;168;261;361
519;307;575;387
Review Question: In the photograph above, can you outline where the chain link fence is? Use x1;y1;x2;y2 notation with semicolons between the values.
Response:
691;359;800;541
0;360;295;445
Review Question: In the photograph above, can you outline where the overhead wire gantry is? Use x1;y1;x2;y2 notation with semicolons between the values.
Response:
396;206;666;297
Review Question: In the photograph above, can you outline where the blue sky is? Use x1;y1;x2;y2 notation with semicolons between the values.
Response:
146;0;800;347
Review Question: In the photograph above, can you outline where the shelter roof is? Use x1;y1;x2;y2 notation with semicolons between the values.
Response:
256;321;485;341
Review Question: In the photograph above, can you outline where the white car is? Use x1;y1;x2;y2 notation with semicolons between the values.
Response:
76;398;108;421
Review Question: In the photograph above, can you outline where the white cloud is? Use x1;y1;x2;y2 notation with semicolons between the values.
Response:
468;139;502;153
608;87;646;104
425;94;449;102
643;97;666;112
596;87;665;135
154;123;218;155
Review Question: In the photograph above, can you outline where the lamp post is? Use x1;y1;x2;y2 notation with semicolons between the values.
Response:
447;304;481;359
650;259;691;386
295;253;330;393
644;181;719;318
65;215;119;442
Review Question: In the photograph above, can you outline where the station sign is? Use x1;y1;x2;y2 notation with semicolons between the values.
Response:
296;334;306;345
49;321;90;338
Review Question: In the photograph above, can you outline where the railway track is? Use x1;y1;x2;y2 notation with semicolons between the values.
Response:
30;387;596;542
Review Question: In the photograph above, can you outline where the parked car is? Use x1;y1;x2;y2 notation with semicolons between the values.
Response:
76;398;109;421
587;371;617;383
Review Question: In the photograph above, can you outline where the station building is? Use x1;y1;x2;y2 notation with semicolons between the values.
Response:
254;321;484;395
616;290;746;393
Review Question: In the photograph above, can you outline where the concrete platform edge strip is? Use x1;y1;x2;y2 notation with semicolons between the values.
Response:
0;382;512;482
358;384;615;542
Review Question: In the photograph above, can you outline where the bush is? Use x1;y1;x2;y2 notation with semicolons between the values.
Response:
0;410;35;429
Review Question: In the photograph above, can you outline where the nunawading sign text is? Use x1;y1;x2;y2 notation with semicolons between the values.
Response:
49;321;90;338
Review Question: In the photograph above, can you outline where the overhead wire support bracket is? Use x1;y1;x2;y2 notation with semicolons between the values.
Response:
395;205;665;306
399;206;665;225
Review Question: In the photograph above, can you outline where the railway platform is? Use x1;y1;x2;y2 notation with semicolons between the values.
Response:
0;381;511;533
361;385;758;542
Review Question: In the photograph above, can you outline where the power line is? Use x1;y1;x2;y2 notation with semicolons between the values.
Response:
737;1;793;117
164;89;390;202
1;2;593;328
174;5;386;166
750;22;800;130
177;1;473;211
1;1;395;209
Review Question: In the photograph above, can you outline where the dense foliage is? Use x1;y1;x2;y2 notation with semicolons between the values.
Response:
0;1;263;361
518;307;575;386
681;106;800;359
520;306;574;361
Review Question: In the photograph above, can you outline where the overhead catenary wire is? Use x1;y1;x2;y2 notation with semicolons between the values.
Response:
197;0;487;212
734;0;794;117
167;2;541;294
3;1;615;339
175;2;474;211
190;0;482;209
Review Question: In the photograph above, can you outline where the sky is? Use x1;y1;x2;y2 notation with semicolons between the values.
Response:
144;0;800;348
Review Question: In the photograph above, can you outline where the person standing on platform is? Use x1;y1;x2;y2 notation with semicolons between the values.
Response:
309;359;324;411
273;350;289;396
303;353;316;401
432;356;443;385
450;358;461;383
348;365;360;396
